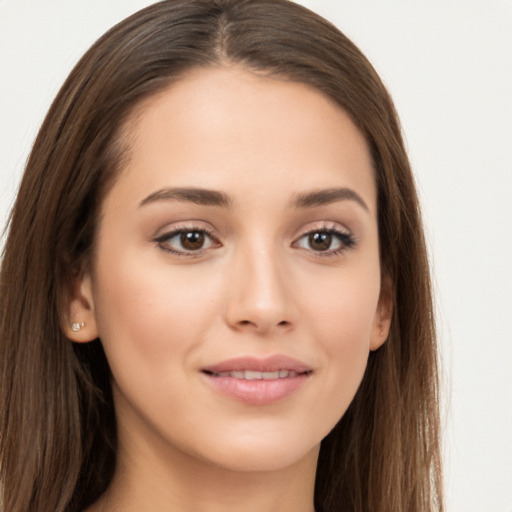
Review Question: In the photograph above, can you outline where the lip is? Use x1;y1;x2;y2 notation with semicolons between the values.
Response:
202;355;312;374
201;355;312;405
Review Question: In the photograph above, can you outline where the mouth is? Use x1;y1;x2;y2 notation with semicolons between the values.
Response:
202;354;312;375
201;355;313;405
203;369;309;380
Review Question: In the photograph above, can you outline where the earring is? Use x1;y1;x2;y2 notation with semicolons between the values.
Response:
71;321;85;332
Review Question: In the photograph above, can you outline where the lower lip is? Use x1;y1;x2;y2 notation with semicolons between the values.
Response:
202;373;309;405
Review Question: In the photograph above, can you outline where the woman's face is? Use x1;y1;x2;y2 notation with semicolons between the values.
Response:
69;67;391;473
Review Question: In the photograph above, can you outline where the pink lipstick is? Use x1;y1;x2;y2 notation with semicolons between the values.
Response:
201;355;312;405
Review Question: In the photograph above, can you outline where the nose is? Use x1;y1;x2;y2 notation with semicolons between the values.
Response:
224;245;297;335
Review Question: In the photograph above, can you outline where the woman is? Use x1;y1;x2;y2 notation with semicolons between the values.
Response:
0;1;443;511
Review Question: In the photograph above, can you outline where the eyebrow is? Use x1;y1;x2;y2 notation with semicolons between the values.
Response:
139;187;232;208
138;186;369;212
290;187;369;211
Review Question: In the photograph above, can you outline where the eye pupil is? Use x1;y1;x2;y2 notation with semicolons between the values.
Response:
181;231;205;250
309;232;331;251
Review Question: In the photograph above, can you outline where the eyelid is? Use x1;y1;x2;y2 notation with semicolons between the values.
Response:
291;221;357;256
291;220;352;240
153;222;221;256
152;220;357;258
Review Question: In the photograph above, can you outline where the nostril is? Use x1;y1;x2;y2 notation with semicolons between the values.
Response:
235;319;290;330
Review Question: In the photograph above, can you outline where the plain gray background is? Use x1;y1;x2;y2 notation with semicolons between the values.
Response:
1;1;511;510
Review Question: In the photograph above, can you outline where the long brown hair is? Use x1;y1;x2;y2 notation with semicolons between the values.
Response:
0;1;443;511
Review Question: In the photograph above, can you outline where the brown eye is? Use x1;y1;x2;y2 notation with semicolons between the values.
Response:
181;231;205;250
294;228;356;256
308;232;332;251
156;228;216;255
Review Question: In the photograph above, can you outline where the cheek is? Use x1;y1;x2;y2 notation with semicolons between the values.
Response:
91;249;222;379
304;262;380;348
301;266;381;414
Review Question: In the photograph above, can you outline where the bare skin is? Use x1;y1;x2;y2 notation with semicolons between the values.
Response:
69;66;392;512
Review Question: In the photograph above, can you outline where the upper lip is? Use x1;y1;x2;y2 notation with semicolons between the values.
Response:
202;355;312;374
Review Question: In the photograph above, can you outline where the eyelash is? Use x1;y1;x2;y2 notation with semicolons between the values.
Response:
154;225;219;257
154;224;357;258
293;225;357;257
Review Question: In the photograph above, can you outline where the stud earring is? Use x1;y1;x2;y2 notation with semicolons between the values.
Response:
71;321;85;332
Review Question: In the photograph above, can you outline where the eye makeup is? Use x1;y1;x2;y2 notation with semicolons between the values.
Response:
154;224;220;257
153;220;358;260
293;226;357;257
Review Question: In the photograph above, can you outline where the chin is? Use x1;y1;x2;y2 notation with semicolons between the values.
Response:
189;427;322;473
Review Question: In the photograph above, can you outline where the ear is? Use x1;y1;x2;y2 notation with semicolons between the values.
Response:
370;272;394;351
60;272;99;343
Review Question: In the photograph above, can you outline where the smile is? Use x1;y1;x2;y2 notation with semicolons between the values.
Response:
206;370;302;380
201;355;313;405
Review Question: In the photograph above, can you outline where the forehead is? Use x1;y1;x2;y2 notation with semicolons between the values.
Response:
108;66;377;214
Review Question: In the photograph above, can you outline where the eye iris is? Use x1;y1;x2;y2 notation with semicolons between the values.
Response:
309;232;331;251
181;231;205;250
